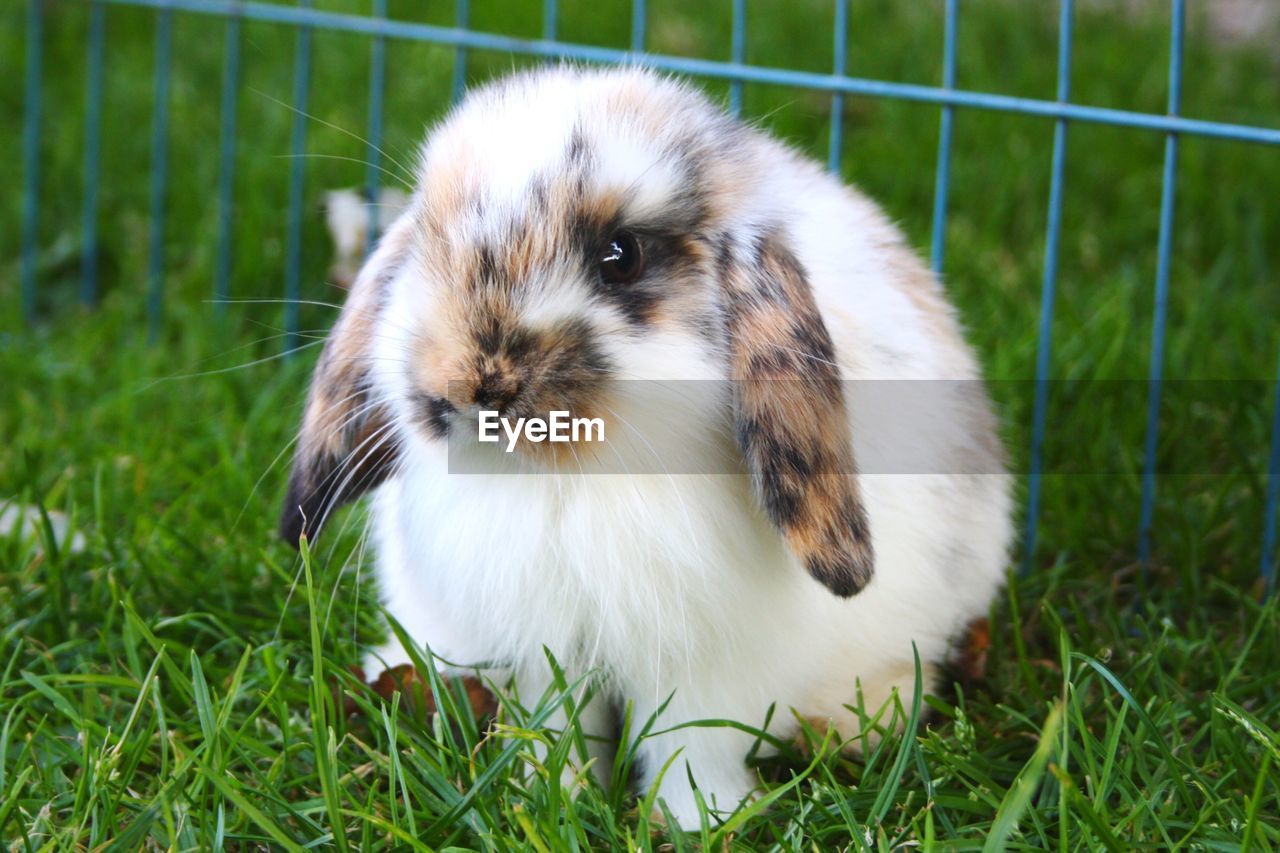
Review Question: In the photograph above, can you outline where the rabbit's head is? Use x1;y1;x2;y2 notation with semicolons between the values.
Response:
281;67;873;596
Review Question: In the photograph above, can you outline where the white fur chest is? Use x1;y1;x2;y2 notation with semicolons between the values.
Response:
373;443;805;691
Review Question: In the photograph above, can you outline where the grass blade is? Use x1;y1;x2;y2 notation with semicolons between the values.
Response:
982;700;1063;852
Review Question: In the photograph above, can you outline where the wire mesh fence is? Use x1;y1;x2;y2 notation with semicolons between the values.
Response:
12;0;1280;591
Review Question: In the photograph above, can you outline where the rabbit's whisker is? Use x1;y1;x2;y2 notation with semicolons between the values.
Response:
233;385;377;531
252;88;417;188
273;153;413;192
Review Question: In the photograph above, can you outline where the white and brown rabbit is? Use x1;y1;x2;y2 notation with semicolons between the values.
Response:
281;66;1012;827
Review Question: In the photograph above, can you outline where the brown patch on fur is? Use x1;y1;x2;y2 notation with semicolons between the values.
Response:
388;73;758;469
957;617;991;683
371;665;497;721
722;231;873;597
411;303;611;410
600;76;688;142
403;283;614;468
415;148;625;301
418;135;483;228
642;234;720;339
795;716;844;755
338;664;498;723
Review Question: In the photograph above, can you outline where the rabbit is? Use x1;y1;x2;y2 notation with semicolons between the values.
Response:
280;65;1012;828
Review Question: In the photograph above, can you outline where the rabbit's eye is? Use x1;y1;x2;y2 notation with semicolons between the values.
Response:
598;231;644;285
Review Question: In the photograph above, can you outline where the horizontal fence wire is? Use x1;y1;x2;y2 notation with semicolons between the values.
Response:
84;0;1280;146
16;0;1280;590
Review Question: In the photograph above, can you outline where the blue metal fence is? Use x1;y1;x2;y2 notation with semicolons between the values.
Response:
16;0;1280;592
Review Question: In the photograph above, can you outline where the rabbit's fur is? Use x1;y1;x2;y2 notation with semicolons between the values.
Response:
281;66;1012;827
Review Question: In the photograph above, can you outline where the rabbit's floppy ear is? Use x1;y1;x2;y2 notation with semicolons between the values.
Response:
719;229;874;597
279;220;411;547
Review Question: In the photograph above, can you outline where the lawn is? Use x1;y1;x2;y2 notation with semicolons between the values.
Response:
2;0;1279;848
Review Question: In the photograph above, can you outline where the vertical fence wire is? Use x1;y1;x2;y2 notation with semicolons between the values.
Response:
214;13;241;312
729;0;746;116
283;0;313;352
146;8;172;340
21;0;43;321
1138;0;1185;567
1264;351;1280;596
1023;0;1074;570
929;0;958;274
631;0;646;52
452;0;469;103
365;0;387;252
543;0;557;41
82;1;105;306
827;0;847;174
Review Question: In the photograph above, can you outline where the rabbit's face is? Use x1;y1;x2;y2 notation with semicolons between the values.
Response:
286;67;875;597
375;69;744;453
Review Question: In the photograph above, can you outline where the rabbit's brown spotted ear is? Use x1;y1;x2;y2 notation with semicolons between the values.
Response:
720;230;874;597
279;223;410;547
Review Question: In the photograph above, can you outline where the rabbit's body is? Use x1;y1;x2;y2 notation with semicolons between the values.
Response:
283;67;1011;826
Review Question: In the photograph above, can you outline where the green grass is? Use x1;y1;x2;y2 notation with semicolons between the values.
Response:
3;0;1279;847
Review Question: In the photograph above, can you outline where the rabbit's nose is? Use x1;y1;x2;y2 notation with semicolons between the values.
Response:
472;369;521;411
